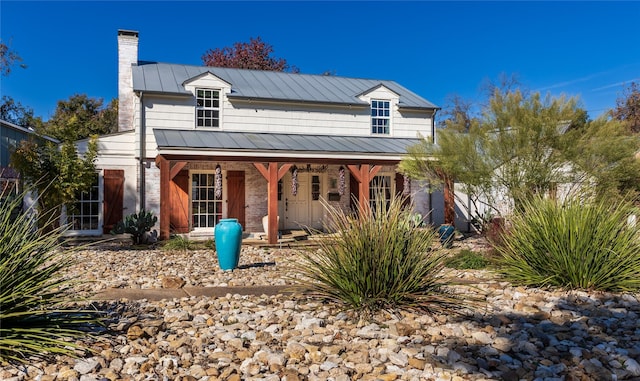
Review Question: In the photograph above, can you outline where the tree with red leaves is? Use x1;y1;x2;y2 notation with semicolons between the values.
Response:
611;82;640;133
202;37;299;73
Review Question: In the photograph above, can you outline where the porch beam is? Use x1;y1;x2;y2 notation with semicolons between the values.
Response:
170;161;187;180
158;155;170;241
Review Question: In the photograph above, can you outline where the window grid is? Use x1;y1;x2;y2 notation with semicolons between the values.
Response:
69;174;99;231
311;175;320;200
196;88;220;128
371;100;390;134
192;173;222;228
369;175;392;211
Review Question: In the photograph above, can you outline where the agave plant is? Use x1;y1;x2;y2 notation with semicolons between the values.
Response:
495;196;640;292
292;195;476;316
0;193;103;363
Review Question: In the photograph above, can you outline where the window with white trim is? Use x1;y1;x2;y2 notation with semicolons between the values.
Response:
196;88;220;128
68;173;100;231
371;100;390;134
191;173;222;228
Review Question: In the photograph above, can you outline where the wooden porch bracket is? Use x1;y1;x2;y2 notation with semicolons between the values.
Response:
347;164;382;208
170;161;187;180
253;162;292;244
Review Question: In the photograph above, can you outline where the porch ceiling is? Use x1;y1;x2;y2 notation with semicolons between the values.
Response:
153;129;422;163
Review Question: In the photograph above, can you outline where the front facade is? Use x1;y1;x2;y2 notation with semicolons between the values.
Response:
77;30;447;243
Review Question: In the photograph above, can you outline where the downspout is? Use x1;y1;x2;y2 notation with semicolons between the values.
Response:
139;91;146;209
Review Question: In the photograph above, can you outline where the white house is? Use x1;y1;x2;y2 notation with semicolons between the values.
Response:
75;30;454;243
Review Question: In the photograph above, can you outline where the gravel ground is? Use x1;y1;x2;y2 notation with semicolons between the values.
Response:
2;237;640;381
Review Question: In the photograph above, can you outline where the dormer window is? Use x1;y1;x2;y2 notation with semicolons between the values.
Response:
371;99;390;134
196;88;220;127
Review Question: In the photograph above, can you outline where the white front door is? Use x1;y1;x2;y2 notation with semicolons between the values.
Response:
283;172;324;230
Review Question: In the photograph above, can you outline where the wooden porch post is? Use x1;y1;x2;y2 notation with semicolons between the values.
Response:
253;162;292;244
347;164;382;210
157;155;170;241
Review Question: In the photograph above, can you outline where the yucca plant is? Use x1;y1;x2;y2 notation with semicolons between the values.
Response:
495;196;640;292
0;193;103;363
292;195;474;316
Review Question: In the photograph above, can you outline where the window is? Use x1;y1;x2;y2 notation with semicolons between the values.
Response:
196;88;220;128
312;175;320;201
369;175;392;211
192;173;222;228
371;100;390;134
68;173;100;231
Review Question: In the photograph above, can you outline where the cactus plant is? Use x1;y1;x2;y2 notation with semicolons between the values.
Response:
111;209;158;245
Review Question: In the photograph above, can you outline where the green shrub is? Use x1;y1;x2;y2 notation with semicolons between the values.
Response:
162;235;195;251
0;193;102;363
292;196;473;316
495;196;640;292
445;249;491;270
111;209;158;245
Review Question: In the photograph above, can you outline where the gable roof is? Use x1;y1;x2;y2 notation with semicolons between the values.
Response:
0;119;59;143
132;62;438;110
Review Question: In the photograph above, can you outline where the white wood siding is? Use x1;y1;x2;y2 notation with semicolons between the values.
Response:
138;78;434;158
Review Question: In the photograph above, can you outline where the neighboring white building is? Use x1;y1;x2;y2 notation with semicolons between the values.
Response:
76;30;452;243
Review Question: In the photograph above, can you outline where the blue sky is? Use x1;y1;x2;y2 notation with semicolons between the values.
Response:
2;1;639;121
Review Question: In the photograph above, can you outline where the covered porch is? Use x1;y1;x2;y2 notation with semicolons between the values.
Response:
152;129;430;244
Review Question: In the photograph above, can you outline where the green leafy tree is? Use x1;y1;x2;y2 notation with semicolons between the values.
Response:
566;116;640;199
202;36;299;73
40;94;117;140
401;89;604;222
10;138;98;230
0;95;44;129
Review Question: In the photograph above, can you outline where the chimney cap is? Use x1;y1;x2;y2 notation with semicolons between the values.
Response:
118;29;139;37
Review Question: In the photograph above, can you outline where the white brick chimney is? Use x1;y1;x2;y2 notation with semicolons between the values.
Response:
117;30;138;132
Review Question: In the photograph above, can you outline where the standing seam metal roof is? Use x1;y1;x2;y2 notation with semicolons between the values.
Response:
153;129;421;156
133;62;438;109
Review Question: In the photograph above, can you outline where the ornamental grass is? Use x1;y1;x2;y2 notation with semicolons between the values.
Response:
292;195;474;316
0;193;103;364
494;196;640;292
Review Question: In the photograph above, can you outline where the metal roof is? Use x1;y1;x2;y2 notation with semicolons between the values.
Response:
153;129;420;159
133;62;439;109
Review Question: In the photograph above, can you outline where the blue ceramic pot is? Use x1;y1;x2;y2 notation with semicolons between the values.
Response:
214;218;242;270
438;224;455;248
